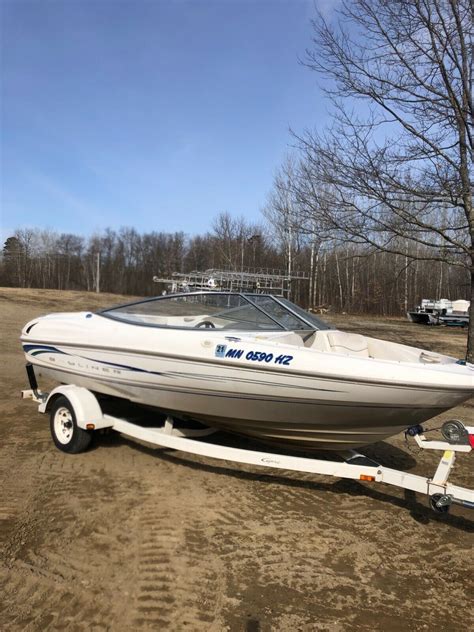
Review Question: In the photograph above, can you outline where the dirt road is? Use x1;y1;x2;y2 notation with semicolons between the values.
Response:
1;288;473;631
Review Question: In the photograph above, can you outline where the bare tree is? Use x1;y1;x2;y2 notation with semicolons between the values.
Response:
212;212;245;268
298;0;473;359
263;156;325;300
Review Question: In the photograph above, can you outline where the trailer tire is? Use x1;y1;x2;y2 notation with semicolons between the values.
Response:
50;396;92;454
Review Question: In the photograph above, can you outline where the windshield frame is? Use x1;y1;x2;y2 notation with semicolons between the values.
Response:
97;291;327;332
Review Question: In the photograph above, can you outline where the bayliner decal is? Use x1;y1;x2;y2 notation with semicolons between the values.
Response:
22;344;163;375
215;345;294;366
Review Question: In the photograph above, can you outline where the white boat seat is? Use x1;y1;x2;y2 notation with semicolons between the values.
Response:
309;331;331;351
326;332;370;357
255;332;304;346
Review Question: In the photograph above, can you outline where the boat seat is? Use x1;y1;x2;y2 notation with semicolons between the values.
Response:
366;338;421;362
123;314;170;325
326;332;370;357
255;332;304;346
309;331;332;351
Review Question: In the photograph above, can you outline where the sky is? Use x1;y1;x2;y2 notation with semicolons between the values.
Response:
1;0;334;242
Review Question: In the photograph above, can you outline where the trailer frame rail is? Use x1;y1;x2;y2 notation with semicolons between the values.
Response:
21;381;474;514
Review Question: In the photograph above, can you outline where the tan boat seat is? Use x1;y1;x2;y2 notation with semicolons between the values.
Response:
326;332;370;357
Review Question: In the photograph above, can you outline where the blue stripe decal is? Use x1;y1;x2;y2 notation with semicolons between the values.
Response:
23;344;162;375
23;344;67;355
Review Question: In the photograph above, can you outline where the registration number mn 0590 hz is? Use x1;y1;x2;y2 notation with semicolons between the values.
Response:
215;345;293;366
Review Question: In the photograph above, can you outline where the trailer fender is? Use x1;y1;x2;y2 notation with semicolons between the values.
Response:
39;385;111;430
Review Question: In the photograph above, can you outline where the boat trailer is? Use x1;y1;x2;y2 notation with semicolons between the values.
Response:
22;375;474;516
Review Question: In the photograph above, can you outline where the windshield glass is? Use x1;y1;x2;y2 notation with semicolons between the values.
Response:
245;295;309;330
100;292;331;331
275;297;332;330
100;293;284;330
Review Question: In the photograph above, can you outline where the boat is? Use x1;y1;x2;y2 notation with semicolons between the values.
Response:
407;309;439;325
439;299;470;328
20;292;474;451
407;298;470;327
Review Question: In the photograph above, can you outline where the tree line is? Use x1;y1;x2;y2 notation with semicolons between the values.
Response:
1;215;469;316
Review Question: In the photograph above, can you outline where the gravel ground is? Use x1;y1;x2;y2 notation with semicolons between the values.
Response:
0;288;472;632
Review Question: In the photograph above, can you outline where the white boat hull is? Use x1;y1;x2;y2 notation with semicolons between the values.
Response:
22;319;473;450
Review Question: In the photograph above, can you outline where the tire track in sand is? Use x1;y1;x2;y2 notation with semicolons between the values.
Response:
131;487;226;631
1;440;147;632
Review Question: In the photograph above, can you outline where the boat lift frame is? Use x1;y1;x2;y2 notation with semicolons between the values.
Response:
22;378;474;515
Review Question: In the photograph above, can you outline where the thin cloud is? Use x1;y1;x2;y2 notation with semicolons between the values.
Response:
313;0;341;19
28;171;110;227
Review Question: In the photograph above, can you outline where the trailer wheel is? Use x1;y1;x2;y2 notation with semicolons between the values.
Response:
50;396;92;454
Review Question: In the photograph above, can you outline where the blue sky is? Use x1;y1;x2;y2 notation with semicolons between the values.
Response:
1;0;333;241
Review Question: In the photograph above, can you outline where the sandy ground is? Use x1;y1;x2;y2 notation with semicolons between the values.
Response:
0;287;473;632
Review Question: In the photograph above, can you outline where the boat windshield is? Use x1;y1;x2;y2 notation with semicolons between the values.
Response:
245;295;331;331
99;292;331;332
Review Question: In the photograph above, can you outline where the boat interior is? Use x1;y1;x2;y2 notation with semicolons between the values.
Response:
100;292;451;366
257;330;450;364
